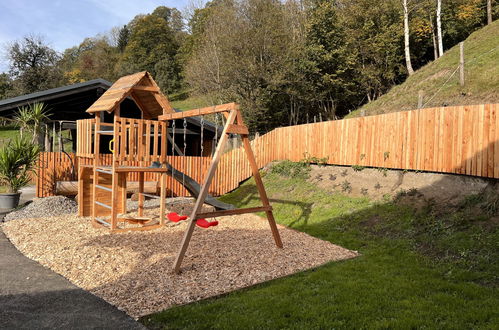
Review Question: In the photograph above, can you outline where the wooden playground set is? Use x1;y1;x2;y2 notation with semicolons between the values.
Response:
75;72;282;273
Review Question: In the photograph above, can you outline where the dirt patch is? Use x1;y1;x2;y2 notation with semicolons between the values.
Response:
2;209;357;319
308;165;494;208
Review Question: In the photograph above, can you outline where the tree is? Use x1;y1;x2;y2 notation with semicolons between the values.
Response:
487;0;493;24
0;73;13;99
118;8;183;93
117;25;130;53
305;0;358;119
7;35;62;95
436;0;444;57
12;102;50;145
59;36;119;83
403;0;415;75
338;0;406;104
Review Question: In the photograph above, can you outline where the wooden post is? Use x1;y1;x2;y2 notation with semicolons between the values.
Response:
459;42;465;87
58;122;63;152
52;122;56;152
159;172;166;226
138;172;144;217
418;90;424;109
172;110;238;274
241;135;283;249
91;114;101;224
44;124;50;152
110;116;119;231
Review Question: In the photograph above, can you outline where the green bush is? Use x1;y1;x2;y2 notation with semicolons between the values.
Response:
270;160;311;179
0;136;40;193
302;152;329;166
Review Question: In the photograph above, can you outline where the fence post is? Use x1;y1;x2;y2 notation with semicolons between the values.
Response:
459;42;465;87
418;90;424;108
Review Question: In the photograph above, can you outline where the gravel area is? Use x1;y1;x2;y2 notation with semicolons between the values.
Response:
2;209;358;319
3;196;77;222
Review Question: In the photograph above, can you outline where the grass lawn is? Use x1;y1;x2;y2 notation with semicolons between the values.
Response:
0;125;20;148
142;164;498;329
0;125;74;151
170;94;212;111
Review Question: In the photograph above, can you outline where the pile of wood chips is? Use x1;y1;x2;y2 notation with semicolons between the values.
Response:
2;210;358;318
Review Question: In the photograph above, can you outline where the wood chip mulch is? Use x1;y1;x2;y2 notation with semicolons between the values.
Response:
2;211;358;318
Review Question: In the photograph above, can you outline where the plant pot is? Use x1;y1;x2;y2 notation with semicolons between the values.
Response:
0;193;21;209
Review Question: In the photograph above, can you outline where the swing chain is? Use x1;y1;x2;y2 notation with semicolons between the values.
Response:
170;120;176;207
200;117;204;157
214;113;218;147
183;118;187;153
182;118;187;189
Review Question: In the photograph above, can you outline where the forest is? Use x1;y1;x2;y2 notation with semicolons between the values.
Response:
0;0;495;132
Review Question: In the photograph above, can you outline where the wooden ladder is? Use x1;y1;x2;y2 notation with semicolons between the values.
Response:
91;115;120;230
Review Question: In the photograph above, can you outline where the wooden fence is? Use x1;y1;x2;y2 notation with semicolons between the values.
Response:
36;103;499;197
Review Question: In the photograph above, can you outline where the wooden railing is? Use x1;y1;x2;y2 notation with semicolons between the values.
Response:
39;103;499;198
76;118;169;162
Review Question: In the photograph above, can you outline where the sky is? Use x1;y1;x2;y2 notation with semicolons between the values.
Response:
0;0;190;72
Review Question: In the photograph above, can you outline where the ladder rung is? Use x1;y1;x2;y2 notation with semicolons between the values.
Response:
96;169;112;175
95;217;110;227
142;193;160;199
97;130;114;135
95;201;112;209
95;184;112;192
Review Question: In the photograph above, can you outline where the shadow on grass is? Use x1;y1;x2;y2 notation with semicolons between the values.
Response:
228;183;314;227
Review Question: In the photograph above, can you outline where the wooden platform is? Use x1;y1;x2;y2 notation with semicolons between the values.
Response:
82;165;170;173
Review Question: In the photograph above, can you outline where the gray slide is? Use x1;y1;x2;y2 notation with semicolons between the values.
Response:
151;162;235;210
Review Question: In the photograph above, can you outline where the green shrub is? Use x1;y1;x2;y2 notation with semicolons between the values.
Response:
270;160;311;179
301;152;329;166
352;165;365;172
0;136;40;193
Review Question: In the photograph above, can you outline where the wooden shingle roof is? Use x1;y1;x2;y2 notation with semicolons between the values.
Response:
86;71;174;119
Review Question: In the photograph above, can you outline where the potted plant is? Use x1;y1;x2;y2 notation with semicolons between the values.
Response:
0;137;40;209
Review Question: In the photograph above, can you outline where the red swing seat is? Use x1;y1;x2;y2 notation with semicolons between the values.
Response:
167;212;188;222
196;218;219;228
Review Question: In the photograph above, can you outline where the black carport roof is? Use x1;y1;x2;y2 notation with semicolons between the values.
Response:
0;79;219;134
0;79;112;113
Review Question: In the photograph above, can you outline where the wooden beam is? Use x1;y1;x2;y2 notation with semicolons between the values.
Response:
226;124;249;135
158;103;238;121
172;110;238;274
132;86;159;92
196;206;272;219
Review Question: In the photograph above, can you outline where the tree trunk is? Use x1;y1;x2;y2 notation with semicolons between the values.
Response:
436;0;444;57
403;0;414;75
487;0;493;25
430;14;438;60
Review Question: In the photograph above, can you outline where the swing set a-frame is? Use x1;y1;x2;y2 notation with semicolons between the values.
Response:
76;71;282;273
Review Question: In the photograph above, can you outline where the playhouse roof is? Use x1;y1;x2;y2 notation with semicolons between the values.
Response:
86;71;174;119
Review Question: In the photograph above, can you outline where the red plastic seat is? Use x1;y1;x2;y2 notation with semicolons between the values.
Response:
196;218;219;228
167;212;188;222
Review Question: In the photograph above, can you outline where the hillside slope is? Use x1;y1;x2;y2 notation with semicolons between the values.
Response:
348;21;499;118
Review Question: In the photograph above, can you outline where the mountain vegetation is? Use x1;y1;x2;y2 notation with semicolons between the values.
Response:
0;0;496;132
348;20;499;117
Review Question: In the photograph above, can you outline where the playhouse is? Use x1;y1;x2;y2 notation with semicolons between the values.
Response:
75;71;282;272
